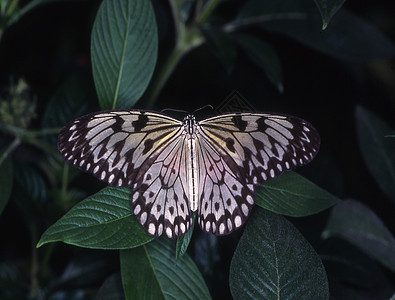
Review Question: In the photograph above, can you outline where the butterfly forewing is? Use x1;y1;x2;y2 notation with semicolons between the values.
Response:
58;111;183;188
198;113;320;185
58;109;320;239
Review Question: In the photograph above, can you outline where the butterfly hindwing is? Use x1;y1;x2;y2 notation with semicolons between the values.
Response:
196;135;254;235
131;131;192;238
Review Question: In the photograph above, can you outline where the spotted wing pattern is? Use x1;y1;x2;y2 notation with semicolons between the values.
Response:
58;110;192;238
195;112;320;235
58;110;320;239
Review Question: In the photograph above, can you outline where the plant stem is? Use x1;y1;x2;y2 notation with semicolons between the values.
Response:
144;46;186;109
0;137;20;165
6;0;19;16
197;0;221;25
1;124;60;156
144;27;204;109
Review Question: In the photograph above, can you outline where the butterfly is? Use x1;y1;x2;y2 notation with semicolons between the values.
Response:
58;110;320;238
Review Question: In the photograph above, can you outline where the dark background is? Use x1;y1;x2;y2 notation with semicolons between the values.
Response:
0;0;394;298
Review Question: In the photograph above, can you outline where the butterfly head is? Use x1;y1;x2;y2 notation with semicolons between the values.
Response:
183;114;197;136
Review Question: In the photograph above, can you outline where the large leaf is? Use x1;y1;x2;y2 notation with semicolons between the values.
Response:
321;240;393;299
230;207;329;299
120;238;211;300
256;171;340;217
202;27;236;74
230;0;395;61
91;0;158;109
0;156;13;215
355;106;395;203
322;199;395;272
37;187;154;249
232;33;283;92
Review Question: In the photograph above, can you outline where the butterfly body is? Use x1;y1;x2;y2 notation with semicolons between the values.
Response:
58;110;320;238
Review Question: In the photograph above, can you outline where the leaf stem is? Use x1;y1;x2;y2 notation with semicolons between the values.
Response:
144;46;185;109
144;28;204;108
1;124;60;155
6;0;19;16
197;0;221;25
0;137;20;165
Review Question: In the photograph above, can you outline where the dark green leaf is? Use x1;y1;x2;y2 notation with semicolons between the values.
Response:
232;33;283;92
321;240;393;299
0;157;13;215
322;199;395;272
256;171;339;217
37;187;154;249
96;273;125;300
50;253;114;289
230;207;329;299
175;214;195;260
91;0;158;109
120;238;211;300
41;75;93;144
355;106;395;203
314;0;345;29
231;0;395;61
14;163;47;204
202;27;236;74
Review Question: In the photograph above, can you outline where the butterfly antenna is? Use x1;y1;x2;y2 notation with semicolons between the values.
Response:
160;108;188;114
193;104;213;114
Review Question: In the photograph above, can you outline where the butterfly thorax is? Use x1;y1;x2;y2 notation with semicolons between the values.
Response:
182;115;200;211
183;114;197;136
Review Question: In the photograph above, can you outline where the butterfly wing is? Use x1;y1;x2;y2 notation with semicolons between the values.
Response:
198;112;320;184
58;110;193;238
130;132;193;238
196;112;320;234
195;134;255;235
58;110;183;187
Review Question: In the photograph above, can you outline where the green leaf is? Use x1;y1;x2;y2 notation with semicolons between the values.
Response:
320;240;393;299
0;156;13;215
355;106;395;203
230;207;329;299
120;238;211;300
91;0;158;109
313;0;346;29
37;187;154;249
232;33;283;92
202;28;236;74
231;0;395;61
256;171;340;217
14;163;47;204
322;199;395;272
175;214;195;260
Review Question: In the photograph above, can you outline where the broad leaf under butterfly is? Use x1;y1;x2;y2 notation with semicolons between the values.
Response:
58;110;320;238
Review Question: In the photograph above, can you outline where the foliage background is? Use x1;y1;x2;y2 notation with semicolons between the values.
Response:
0;0;394;299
